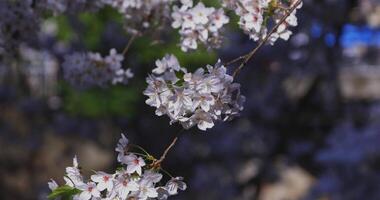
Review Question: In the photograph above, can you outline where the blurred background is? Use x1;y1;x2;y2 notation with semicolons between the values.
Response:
1;0;380;199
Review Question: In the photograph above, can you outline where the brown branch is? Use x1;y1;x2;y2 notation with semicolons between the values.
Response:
122;33;138;56
228;0;302;78
151;134;179;168
225;55;246;66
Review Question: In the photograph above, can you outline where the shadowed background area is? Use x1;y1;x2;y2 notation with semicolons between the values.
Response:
1;0;380;199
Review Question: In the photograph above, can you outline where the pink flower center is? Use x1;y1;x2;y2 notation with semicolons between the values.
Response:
133;159;140;165
88;186;93;192
123;180;129;187
253;16;258;22
103;176;110;182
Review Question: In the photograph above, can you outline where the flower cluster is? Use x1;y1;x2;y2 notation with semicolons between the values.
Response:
34;0;106;14
103;0;173;34
171;1;230;52
0;0;39;57
222;0;302;44
62;49;133;88
48;134;186;200
144;54;245;131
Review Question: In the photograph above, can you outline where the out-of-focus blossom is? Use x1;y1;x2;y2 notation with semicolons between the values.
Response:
171;2;229;51
62;49;133;88
222;0;302;44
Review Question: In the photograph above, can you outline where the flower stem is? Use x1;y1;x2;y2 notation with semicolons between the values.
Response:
160;168;174;178
122;33;138;56
130;144;151;156
156;136;178;165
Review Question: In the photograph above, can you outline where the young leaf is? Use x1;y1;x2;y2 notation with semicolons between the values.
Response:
48;185;81;200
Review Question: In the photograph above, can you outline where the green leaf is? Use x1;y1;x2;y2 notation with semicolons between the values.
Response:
48;185;81;200
60;82;140;118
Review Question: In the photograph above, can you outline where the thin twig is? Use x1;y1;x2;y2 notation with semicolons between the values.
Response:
160;167;174;178
156;136;178;165
230;0;302;78
129;144;151;156
122;34;138;56
225;55;246;66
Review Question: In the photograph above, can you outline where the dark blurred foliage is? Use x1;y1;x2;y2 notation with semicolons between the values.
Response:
1;0;380;200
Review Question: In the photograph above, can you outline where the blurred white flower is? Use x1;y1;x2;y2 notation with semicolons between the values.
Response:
48;179;58;191
171;2;229;51
62;49;133;88
222;0;302;44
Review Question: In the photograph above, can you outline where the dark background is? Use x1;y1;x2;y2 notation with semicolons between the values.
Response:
1;0;380;199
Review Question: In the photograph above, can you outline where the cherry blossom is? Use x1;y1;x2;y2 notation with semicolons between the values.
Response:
114;176;140;199
64;156;84;187
222;0;302;44
48;179;58;191
77;182;101;200
165;177;187;195
144;55;245;131
91;172;114;191
171;2;229;51
48;134;186;200
116;133;129;162
122;154;146;175
62;49;133;88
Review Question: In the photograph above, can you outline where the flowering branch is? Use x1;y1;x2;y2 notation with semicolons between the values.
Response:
48;134;187;200
229;0;303;78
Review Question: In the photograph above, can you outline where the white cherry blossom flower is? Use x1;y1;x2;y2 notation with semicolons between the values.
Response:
168;87;194;117
142;170;163;185
48;135;186;199
144;55;245;131
190;3;214;25
222;0;302;44
115;176;139;199
153;54;182;74
116;133;129;162
77;182;101;200
171;2;229;51
121;154;146;175
136;179;159;200
91;171;114;192
166;177;187;195
156;187;170;200
192;93;215;112
48;179;58;191
191;109;215;130
65;156;84;187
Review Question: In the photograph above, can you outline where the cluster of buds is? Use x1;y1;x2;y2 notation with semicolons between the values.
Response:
171;1;230;52
62;49;133;88
222;0;302;44
48;134;186;200
143;54;245;131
